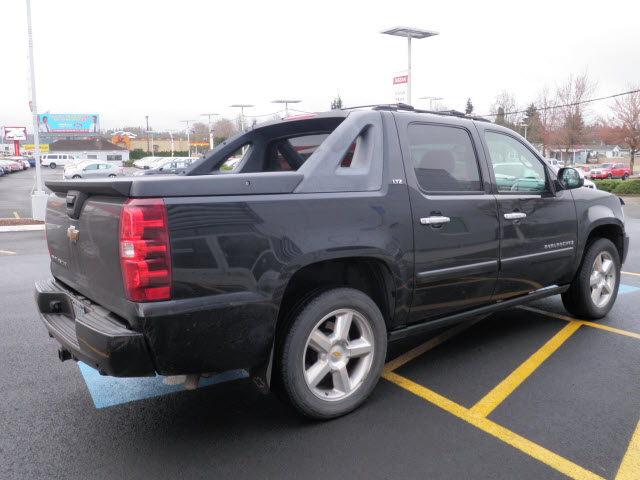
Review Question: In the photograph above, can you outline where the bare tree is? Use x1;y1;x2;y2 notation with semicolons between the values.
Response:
554;72;597;165
534;86;559;157
212;118;238;139
191;122;210;143
490;90;521;129
599;86;640;173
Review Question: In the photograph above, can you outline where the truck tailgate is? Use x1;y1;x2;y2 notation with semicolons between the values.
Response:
45;191;131;321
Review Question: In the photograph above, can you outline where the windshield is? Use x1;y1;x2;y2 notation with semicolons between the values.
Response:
598;163;613;168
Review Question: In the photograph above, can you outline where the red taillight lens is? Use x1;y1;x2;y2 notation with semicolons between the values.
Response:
119;198;171;302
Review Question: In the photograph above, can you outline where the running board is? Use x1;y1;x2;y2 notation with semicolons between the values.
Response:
388;285;569;342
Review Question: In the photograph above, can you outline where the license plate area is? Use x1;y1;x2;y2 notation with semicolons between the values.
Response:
71;299;89;320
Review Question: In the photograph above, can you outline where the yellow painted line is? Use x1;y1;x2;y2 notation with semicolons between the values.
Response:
384;317;484;373
519;306;640;341
0;249;16;255
616;417;640;479
383;370;605;480
622;271;640;277
470;321;582;418
13;211;20;219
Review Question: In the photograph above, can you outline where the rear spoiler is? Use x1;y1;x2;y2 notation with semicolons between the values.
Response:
46;179;132;197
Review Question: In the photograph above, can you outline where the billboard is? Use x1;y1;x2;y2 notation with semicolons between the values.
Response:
4;127;27;141
37;114;100;133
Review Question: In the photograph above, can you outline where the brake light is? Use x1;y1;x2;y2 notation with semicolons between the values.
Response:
119;198;171;302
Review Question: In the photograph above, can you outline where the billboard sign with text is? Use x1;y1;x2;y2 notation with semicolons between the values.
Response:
37;114;100;133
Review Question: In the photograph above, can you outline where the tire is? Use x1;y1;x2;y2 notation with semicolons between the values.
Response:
561;238;620;319
108;174;116;178
607;173;612;179
50;163;56;169
72;175;81;179
623;173;629;180
278;288;387;420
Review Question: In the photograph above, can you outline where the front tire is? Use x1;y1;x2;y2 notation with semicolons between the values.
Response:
278;288;387;420
562;238;620;319
623;173;629;180
49;163;56;169
72;175;81;179
607;173;612;179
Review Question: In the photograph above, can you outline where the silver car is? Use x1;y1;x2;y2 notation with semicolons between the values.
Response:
64;161;126;179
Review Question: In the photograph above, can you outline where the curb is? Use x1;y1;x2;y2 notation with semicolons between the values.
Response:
0;225;45;232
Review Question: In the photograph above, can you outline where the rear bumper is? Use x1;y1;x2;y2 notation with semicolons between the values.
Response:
35;278;156;377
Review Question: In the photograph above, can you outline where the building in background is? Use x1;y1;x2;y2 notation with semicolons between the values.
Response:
49;138;129;163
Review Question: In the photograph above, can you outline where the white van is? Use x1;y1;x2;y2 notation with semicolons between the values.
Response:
41;154;77;169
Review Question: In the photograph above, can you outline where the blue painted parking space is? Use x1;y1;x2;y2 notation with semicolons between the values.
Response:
78;362;248;408
619;283;640;295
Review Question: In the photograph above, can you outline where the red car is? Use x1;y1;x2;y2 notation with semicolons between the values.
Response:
590;162;631;180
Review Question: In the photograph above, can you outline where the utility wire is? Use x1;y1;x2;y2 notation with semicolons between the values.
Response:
476;88;640;118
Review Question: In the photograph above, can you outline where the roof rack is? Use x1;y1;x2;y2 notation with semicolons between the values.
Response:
347;103;490;122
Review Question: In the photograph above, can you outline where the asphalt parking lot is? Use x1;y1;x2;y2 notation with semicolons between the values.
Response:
1;171;640;479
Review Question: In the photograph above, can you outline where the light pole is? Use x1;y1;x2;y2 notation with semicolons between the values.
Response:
230;104;254;131
381;27;439;106
180;120;195;156
201;113;219;151
169;131;174;156
419;96;443;110
519;123;529;140
272;99;301;117
146;130;157;155
26;0;47;221
145;116;150;153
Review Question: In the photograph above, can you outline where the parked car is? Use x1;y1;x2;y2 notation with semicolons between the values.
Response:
576;165;593;173
135;159;192;176
0;160;18;174
133;156;163;169
1;158;24;171
589;163;631;180
63;161;126;179
6;156;31;168
41;154;77;169
36;105;628;420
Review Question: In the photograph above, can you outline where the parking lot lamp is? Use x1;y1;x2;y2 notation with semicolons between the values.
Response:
201;113;219;151
230;105;254;131
272;100;301;118
180;120;195;156
381;27;439;105
419;96;443;110
26;0;47;221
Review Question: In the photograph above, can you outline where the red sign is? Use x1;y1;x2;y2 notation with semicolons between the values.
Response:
4;127;27;141
29;101;33;112
393;75;408;85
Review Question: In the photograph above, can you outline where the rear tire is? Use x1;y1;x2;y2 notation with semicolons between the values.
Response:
607;173;612;179
108;174;116;178
623;173;629;180
50;163;56;169
561;238;620;319
72;175;81;179
278;288;387;420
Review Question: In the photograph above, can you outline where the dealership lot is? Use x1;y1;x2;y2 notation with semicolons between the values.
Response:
1;183;639;479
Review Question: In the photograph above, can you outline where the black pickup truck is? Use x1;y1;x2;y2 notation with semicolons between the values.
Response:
35;105;628;419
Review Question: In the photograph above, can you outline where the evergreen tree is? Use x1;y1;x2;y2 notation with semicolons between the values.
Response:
465;98;474;115
331;94;343;110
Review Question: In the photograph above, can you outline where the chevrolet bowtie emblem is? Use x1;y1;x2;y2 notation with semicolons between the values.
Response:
67;226;79;243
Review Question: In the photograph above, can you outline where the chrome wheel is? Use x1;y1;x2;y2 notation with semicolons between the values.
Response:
590;251;616;308
303;308;374;401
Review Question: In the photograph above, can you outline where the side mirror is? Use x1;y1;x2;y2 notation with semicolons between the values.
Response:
558;167;584;189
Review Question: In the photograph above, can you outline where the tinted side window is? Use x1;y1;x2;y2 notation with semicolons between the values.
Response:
485;132;547;193
408;124;481;192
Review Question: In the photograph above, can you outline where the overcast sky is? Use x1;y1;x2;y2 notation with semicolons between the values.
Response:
2;0;639;134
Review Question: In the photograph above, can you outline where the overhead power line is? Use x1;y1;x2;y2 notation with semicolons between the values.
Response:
476;88;640;118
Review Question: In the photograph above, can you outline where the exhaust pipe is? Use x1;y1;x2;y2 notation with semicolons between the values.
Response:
58;348;72;362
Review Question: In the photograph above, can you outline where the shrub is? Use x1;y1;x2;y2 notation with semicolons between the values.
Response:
593;179;621;193
613;179;640;195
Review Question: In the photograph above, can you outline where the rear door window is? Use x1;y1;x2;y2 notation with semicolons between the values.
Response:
408;124;482;192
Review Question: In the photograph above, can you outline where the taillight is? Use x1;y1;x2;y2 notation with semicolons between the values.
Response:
119;198;171;302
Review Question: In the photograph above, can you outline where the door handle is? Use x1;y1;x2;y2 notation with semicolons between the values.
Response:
420;216;451;225
504;212;527;220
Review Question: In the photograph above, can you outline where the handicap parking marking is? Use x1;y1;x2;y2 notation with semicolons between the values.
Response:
77;362;248;408
618;283;640;295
